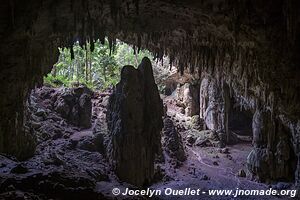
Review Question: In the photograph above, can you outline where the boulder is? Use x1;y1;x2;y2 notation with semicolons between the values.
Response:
238;169;247;177
185;129;221;147
190;115;205;130
162;117;186;162
54;86;92;128
195;138;213;147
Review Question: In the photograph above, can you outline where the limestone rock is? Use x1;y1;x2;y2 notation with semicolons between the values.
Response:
249;109;296;182
190;115;205;130
185;129;221;147
78;93;92;128
199;77;231;143
0;0;299;191
238;169;247;177
54;86;92;128
175;83;199;117
247;148;273;182
107;57;163;186
162;117;186;162
252;109;269;148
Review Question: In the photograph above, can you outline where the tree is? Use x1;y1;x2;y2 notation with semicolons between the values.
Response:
44;38;154;90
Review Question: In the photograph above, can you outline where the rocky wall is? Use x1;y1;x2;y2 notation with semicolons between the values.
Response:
247;108;296;182
199;76;231;142
198;73;299;185
176;83;200;117
54;86;92;128
0;35;58;159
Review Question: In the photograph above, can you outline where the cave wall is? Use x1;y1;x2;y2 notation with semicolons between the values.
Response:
247;108;297;182
0;29;58;159
176;82;200;116
0;0;299;186
199;76;232;142
198;73;299;183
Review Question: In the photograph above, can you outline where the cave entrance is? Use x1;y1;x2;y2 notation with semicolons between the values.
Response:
28;37;172;143
27;37;168;141
20;37;175;191
228;103;253;141
44;38;173;93
44;38;154;90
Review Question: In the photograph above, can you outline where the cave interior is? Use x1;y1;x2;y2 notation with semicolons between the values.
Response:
0;0;300;199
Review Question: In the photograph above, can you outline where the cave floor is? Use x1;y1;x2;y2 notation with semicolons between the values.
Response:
146;94;289;200
151;144;279;200
0;87;292;200
95;143;284;200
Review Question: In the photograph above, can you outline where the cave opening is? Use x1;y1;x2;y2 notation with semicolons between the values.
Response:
229;106;252;137
43;38;156;90
26;37;172;150
0;0;300;199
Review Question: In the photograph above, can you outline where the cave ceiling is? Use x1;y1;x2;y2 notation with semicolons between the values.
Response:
0;0;299;158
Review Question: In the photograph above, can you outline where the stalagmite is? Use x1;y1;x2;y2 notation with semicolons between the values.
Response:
107;58;163;186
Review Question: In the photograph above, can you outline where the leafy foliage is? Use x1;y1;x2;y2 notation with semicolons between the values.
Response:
44;39;154;90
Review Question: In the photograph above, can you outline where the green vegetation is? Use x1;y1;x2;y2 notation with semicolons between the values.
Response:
44;39;153;90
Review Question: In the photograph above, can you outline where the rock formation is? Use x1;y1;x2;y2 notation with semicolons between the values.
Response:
53;86;92;128
200;77;225;131
199;75;298;183
247;108;296;182
176;83;200;117
25;86;94;142
162;117;186;162
0;85;111;200
0;0;299;190
107;57;163;186
185;129;221;148
199;76;231;142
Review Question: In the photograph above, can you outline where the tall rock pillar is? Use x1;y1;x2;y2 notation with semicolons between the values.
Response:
107;57;163;186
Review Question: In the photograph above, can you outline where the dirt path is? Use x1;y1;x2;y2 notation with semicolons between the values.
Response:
190;148;242;190
152;143;284;200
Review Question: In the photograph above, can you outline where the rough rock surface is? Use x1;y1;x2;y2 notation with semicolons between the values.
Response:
162;117;186;162
53;86;92;128
107;58;163;186
26;87;77;142
199;77;231;141
247;108;296;182
199;76;298;183
190;115;205;131
0;87;113;199
185;129;221;148
177;83;200;117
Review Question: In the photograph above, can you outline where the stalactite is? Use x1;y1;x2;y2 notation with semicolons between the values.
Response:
110;0;120;22
169;55;174;69
90;39;95;52
134;0;140;15
70;47;74;60
133;45;136;55
137;35;141;53
108;37;114;55
244;78;248;100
